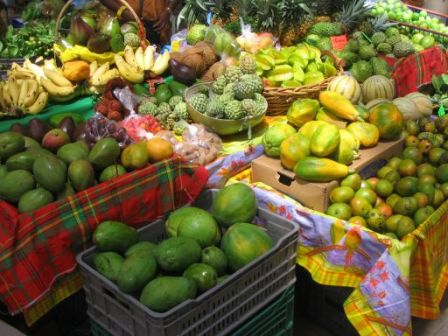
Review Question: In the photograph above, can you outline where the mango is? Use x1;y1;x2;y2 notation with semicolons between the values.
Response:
57;143;89;164
33;156;67;193
93;252;124;282
93;220;139;252
0;132;25;162
68;159;95;192
347;122;380;148
117;251;157;293
0;170;35;202
88;138;120;170
18;188;54;213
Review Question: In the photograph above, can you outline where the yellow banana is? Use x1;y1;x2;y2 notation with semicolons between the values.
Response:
90;62;110;86
43;68;73;87
8;79;20;106
9;69;35;80
22;80;39;107
17;79;29;107
150;51;170;76
2;82;12;106
41;78;75;97
49;91;78;103
23;59;44;81
97;68;120;86
115;55;144;83
143;46;155;71
26;91;48;114
134;47;145;69
90;61;98;77
124;46;138;68
0;84;6;109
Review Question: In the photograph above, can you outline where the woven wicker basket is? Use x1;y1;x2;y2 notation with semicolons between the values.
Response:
263;51;344;116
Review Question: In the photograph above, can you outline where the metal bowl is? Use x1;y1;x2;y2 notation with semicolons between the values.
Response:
185;82;267;136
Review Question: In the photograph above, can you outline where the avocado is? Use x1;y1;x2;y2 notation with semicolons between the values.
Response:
33;156;67;193
0;170;35;202
0;132;25;162
117;251;158;293
93;252;124;282
87;34;111;54
140;276;197;312
68;159;95;192
18;188;54;213
89;138;120;170
6;151;39;172
57;143;89;164
10;123;28;136
156;237;201;272
110;33;125;53
28;118;49;142
93;220;139;252
125;241;158;258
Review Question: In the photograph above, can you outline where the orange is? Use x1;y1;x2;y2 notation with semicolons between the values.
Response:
376;202;393;219
146;137;173;162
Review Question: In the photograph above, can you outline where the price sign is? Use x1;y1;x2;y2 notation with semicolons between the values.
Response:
331;35;349;51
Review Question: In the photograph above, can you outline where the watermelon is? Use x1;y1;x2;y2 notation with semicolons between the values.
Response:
212;183;257;227
221;223;273;271
361;75;395;103
368;103;404;140
327;75;362;104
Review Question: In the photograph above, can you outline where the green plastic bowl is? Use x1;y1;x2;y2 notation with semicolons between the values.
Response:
185;82;266;136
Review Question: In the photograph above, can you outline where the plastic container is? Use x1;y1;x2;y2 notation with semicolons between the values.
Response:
90;285;295;336
77;189;298;336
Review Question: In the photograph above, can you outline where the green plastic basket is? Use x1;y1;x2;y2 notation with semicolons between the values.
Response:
90;285;294;336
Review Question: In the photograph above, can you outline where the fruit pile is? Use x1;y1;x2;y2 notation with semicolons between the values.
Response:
188;56;267;120
255;43;338;88
91;183;272;313
326;115;448;240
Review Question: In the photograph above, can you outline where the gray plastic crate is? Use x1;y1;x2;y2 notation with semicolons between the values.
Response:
77;189;299;336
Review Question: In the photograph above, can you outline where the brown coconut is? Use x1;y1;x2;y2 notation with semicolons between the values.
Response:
201;62;226;82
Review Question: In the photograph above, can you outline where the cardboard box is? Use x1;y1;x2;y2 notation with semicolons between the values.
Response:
251;138;404;212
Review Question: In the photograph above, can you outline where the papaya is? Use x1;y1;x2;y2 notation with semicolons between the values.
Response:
221;223;273;271
6;151;39;172
93;220;139;252
298;120;326;140
368;103;404;140
332;129;359;165
319;91;360;121
156;237;201;272
183;263;217;293
140;276;197;312
315;107;347;128
262;123;296;157
280;133;310;170
212;183;257;227
0;132;25;162
117;251;158;293
68;159;95;192
88;138;120;170
93;252;124;282
125;241;158;258
33;156;67;193
310;123;340;157
0;170;35;202
294;157;354;182
57;143;89;164
347;122;379;148
286;98;320;128
18;188;54;213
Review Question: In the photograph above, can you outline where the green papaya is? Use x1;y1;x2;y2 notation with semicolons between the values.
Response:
88;138;120;170
6;151;39;172
93;252;124;282
125;241;158;258
68;159;95;192
57;143;89;164
286;98;320;128
117;251;158;293
93;220;139;252
0;170;35;202
0;132;25;162
33;156;67;193
156;237;201;272
140;276;197;312
18;188;54;213
294;157;353;182
310;123;340;157
298;120;326;140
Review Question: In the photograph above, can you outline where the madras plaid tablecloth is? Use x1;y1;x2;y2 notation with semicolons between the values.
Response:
0;158;209;325
227;175;448;336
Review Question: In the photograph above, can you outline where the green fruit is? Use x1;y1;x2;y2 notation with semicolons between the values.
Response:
341;173;362;191
310;123;340;157
384;170;401;183
18;188;54;213
23;136;41;150
377;166;394;179
168;81;188;97
355;188;377;206
57;183;75;200
117;251;158;293
395;216;415;239
428;148;446;166
417;181;435;203
57;143;88;164
417;163;436;177
93;220;139;252
385;214;403;234
201;246;228;276
393;197;418;217
395;176;418;196
436;164;448;183
0;169;35;203
183;263;218;293
326;203;352;220
99;164;127;183
155;84;172;104
402;147;423;164
221;223;273;272
140;277;197;312
68;159;95;192
388;157;402;170
376;179;394;198
156;237;202;272
125;241;158;258
33;156;67;193
366;209;386;232
93;252;124;282
6;151;39;172
0;165;7;178
212;183;257;228
0;132;25;162
414;206;434;226
262;123;296;157
88;138;120;170
330;186;355;203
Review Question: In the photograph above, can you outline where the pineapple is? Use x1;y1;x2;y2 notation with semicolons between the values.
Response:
332;0;371;34
310;0;334;16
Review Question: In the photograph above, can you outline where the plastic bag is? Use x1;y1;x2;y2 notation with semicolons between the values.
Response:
84;114;133;148
55;44;121;64
236;24;275;53
171;29;188;52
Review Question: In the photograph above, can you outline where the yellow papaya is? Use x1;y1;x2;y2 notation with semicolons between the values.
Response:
347;122;379;148
280;133;310;170
298;120;326;140
310;123;340;157
332;129;360;165
319;91;361;121
315;107;347;129
294;157;354;182
287;98;320;128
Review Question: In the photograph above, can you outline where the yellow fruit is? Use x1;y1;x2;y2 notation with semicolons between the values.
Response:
121;142;149;170
146;137;174;162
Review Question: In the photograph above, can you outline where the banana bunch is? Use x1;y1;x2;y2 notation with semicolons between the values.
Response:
0;78;48;116
89;61;120;87
114;46;145;83
148;50;170;77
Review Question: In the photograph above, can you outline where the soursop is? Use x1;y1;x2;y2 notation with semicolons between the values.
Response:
187;24;207;45
393;41;414;58
350;60;374;83
173;102;189;120
169;96;184;109
239;54;257;74
376;42;392;54
212;75;228;95
359;45;377;60
385;27;400;37
345;39;360;52
371;32;387;46
190;93;208;113
138;102;158;116
205;98;225;119
316;37;333;51
386;35;401;46
224;65;242;82
224;100;245;120
338;50;359;68
309;22;342;37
